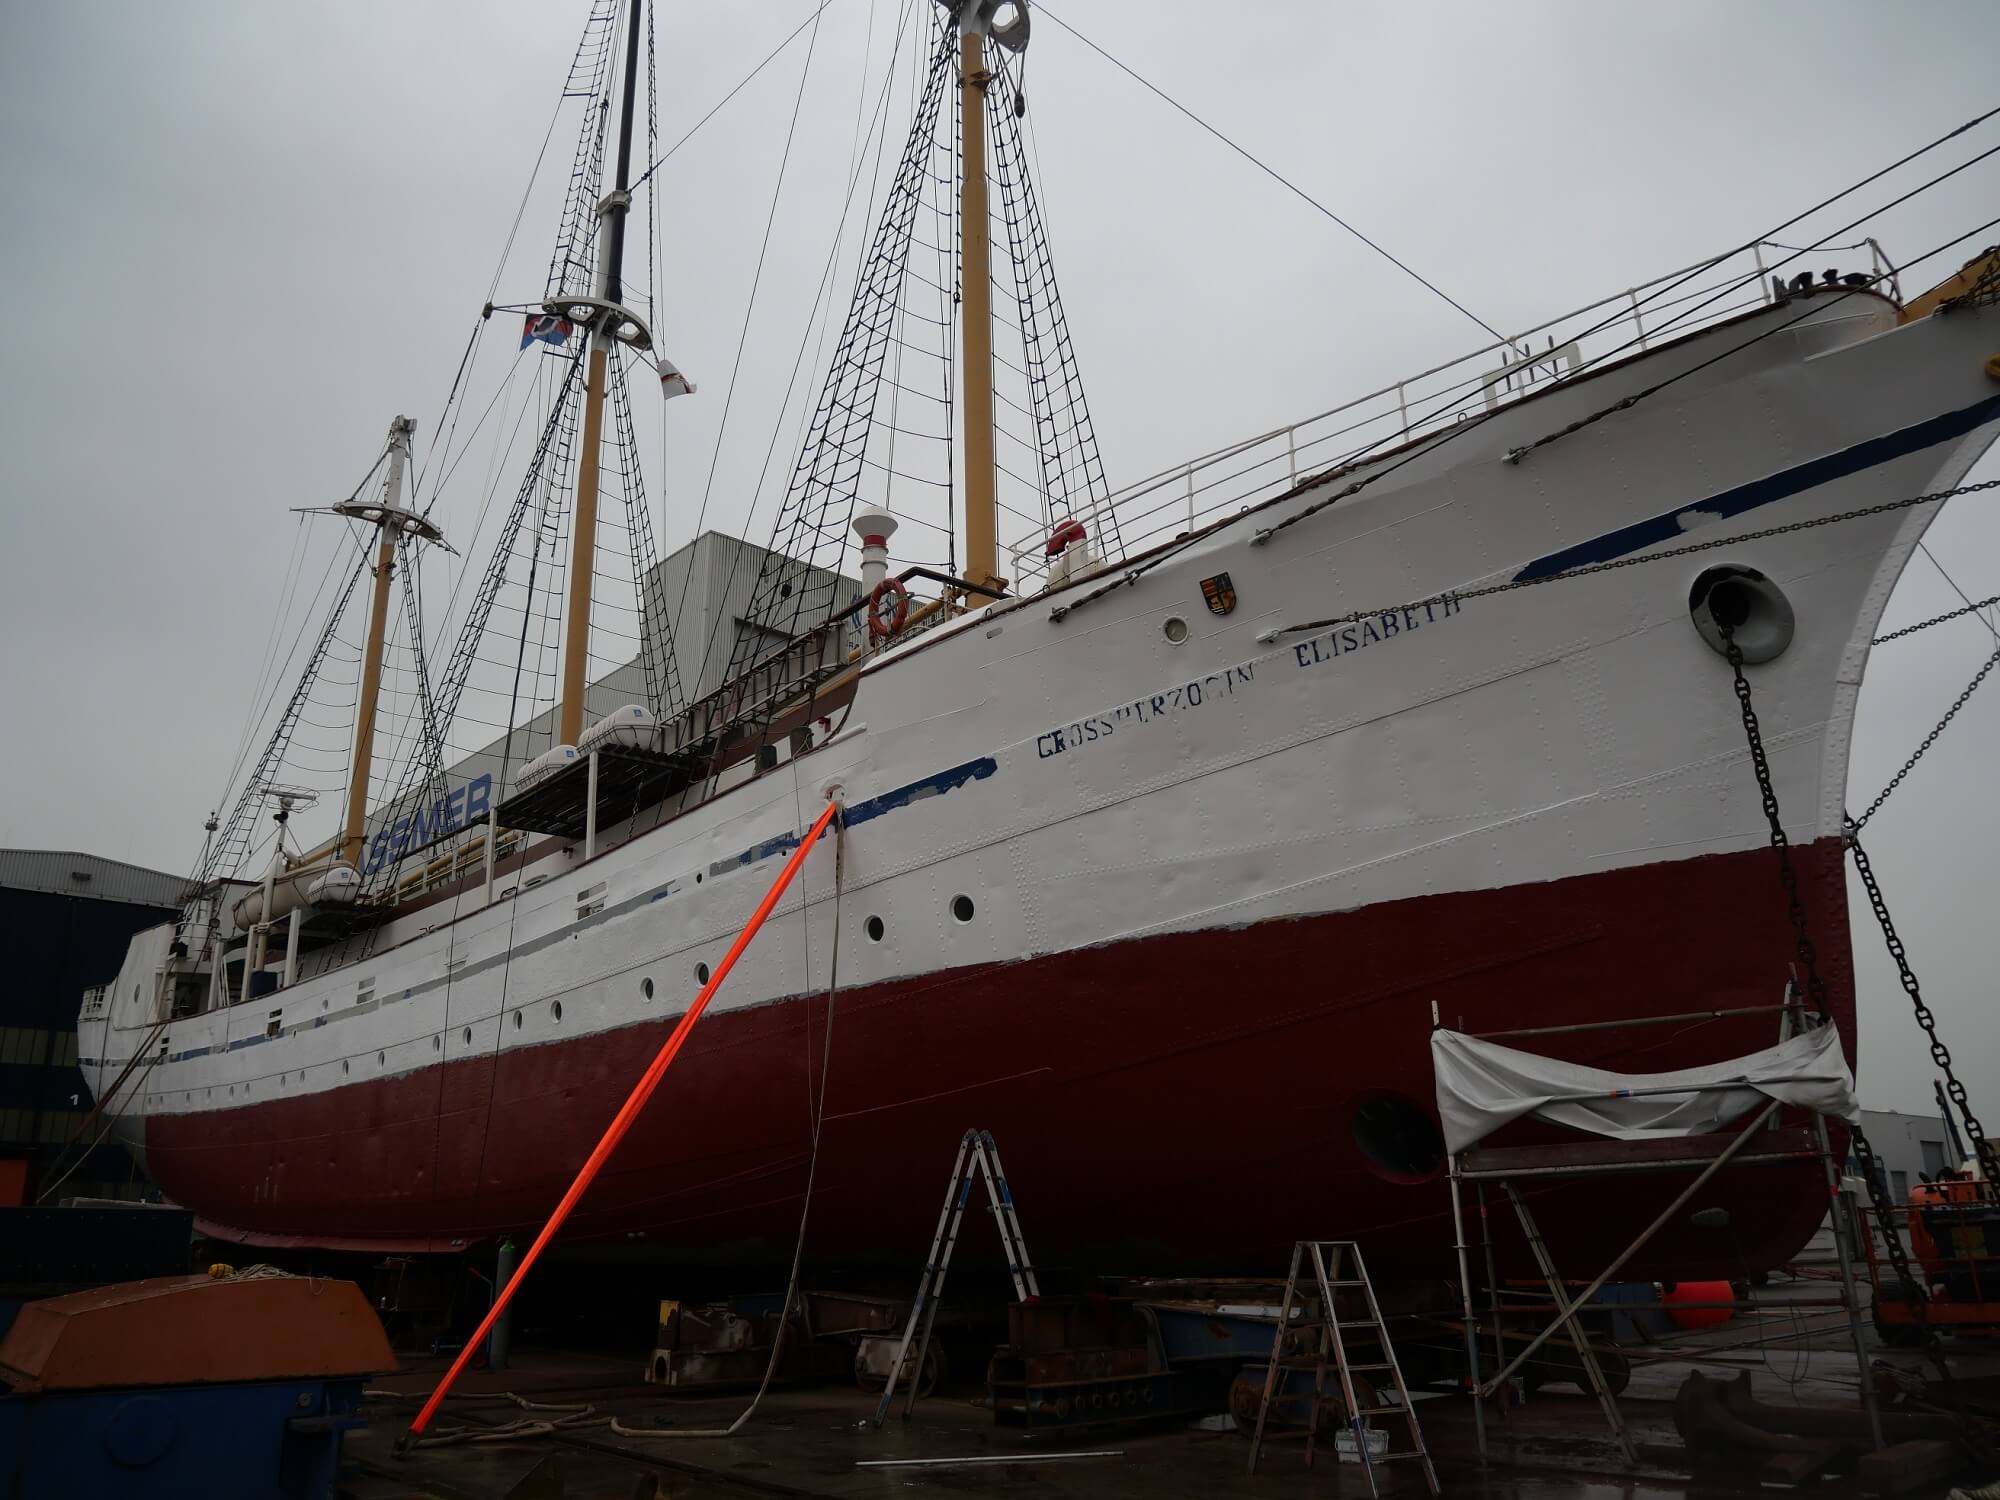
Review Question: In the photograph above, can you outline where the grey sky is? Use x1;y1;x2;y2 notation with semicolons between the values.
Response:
0;2;1995;1114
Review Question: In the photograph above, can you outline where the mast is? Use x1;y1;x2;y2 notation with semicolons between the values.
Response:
957;11;1001;593
342;416;415;867
559;0;647;747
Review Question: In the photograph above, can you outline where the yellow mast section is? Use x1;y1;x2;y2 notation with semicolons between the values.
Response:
958;21;1003;594
341;416;416;869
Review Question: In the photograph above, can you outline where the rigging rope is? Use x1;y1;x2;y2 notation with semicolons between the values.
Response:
1034;6;1501;341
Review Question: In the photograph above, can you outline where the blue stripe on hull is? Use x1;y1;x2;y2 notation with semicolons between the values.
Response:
1513;393;2000;583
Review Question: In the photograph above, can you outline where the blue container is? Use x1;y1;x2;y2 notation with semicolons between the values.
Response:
0;1374;368;1499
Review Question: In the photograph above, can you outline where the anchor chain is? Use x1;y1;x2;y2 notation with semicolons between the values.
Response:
1717;622;1949;1379
1844;820;2000;1192
1850;642;2000;831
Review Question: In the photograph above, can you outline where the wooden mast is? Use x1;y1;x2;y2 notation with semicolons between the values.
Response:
558;0;647;747
341;416;415;867
958;17;1002;593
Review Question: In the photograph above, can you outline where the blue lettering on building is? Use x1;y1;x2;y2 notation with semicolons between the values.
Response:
362;772;496;875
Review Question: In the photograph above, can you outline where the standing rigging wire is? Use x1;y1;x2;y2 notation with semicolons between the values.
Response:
365;354;585;901
718;11;958;699
1021;93;1999;582
987;58;1116;561
664;0;922;704
608;348;684;714
663;0;829;663
1916;542;2000;645
1055;202;2000;626
1031;5;1502;342
627;0;839;200
182;547;372;941
212;447;390;814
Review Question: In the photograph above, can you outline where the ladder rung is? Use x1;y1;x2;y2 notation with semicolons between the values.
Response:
1382;1450;1426;1460
1324;1278;1368;1286
1352;1404;1408;1416
1336;1319;1384;1329
1345;1362;1396;1372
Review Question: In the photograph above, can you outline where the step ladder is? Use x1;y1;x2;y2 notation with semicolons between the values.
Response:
871;1129;1039;1425
1247;1240;1438;1495
1500;1183;1637;1464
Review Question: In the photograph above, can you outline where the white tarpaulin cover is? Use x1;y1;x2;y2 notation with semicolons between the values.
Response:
1430;1023;1860;1155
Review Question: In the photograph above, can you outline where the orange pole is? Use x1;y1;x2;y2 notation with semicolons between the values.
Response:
399;799;842;1450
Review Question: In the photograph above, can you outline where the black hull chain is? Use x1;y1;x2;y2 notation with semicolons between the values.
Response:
1718;621;1952;1386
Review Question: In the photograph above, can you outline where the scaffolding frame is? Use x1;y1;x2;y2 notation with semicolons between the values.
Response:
1436;998;1883;1464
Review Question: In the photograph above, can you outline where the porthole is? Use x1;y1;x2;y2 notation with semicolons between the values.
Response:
463;1027;472;1045
1163;616;1189;644
695;872;703;883
696;962;711;985
341;1060;349;1075
951;895;975;923
641;977;654;1001
432;1035;442;1051
864;915;885;943
551;1001;563;1023
377;1051;386;1066
513;1011;523;1030
1352;1092;1445;1183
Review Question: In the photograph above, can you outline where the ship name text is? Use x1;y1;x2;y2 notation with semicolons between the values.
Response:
1033;592;1465;764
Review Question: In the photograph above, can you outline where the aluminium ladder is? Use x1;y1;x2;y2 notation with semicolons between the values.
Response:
1500;1183;1638;1464
1247;1240;1439;1495
872;1129;1039;1424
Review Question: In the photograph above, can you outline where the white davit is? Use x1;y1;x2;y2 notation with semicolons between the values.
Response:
577;703;656;756
516;743;580;792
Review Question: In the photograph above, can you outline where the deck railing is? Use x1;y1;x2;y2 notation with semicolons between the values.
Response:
1006;238;1898;588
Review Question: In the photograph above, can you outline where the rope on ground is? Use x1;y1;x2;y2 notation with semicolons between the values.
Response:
368;1390;600;1448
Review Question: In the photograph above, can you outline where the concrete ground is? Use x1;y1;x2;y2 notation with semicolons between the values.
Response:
341;1260;2000;1499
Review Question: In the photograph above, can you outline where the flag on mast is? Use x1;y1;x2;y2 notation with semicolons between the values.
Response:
520;313;574;350
658;357;697;400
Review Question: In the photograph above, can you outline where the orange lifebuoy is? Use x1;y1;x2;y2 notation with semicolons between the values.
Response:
868;576;910;640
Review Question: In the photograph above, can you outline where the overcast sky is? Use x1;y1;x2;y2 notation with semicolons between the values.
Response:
1;2;1995;1115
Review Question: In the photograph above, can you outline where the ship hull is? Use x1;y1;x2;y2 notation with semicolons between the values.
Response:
88;290;2000;1279
152;837;1851;1277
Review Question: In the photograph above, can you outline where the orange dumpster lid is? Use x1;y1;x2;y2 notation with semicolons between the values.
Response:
0;1274;398;1393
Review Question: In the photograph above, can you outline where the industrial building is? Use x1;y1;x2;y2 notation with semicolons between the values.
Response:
355;529;859;874
0;850;184;1204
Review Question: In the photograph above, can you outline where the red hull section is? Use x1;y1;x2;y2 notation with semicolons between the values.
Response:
155;839;1854;1279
